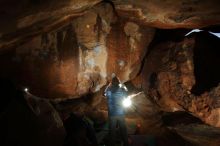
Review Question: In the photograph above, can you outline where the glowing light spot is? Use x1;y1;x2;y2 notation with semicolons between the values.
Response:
24;88;29;92
86;25;90;28
185;29;220;39
122;97;132;108
185;29;203;36
119;83;128;91
209;32;220;38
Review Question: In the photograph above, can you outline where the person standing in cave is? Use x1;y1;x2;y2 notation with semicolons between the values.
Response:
104;76;129;146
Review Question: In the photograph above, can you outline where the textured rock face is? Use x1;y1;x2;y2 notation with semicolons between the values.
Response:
143;38;195;112
142;31;220;128
169;124;220;146
0;92;65;146
1;0;220;52
115;0;220;28
106;19;155;81
0;3;155;99
0;0;219;100
0;0;102;51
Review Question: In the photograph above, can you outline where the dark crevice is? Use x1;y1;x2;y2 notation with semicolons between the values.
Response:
190;31;220;95
137;28;189;76
136;30;158;76
102;0;118;17
162;111;203;127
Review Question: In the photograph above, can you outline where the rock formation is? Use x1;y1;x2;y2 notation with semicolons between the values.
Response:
1;0;220;145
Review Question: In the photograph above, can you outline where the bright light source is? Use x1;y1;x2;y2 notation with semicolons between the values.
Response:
122;97;132;108
209;32;220;38
185;29;203;36
185;29;220;38
119;83;128;91
24;88;28;92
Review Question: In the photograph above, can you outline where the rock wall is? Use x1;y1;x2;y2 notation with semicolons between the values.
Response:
142;31;220;128
0;3;155;99
0;0;220;134
115;0;220;28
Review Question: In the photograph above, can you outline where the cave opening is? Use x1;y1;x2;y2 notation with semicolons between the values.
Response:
190;30;220;95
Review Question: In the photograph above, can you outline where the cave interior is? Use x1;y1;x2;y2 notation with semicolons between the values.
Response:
1;0;220;146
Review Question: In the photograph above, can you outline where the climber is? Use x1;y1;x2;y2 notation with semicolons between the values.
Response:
104;76;129;146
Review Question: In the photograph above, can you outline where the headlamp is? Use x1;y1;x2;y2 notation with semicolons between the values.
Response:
119;83;128;91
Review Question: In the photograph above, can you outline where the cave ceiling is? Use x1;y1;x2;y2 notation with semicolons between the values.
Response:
1;0;220;50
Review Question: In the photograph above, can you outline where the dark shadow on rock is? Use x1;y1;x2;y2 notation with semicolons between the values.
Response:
0;80;65;146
